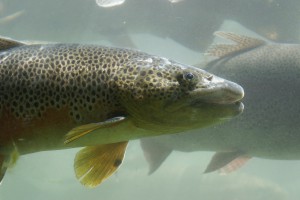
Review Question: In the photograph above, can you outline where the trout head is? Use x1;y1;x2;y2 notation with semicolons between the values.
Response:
116;56;244;131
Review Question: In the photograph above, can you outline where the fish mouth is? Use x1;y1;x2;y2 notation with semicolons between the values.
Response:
158;101;244;131
191;100;244;117
191;78;244;105
164;78;244;113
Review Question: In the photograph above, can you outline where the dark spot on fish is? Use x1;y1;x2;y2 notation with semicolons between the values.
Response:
114;159;122;167
75;114;81;121
34;102;39;107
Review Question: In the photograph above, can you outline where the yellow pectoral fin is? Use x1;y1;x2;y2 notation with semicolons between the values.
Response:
0;144;19;183
64;116;126;144
0;154;6;183
74;141;128;188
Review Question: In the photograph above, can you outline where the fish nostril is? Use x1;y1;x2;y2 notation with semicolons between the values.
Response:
207;75;213;81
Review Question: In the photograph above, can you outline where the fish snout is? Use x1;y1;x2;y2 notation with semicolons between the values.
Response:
195;76;244;105
215;80;244;104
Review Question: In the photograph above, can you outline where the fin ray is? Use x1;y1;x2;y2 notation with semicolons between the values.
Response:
206;31;266;58
74;141;128;188
64;116;126;144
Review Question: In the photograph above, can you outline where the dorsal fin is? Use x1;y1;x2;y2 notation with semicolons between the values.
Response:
206;31;266;58
0;36;25;51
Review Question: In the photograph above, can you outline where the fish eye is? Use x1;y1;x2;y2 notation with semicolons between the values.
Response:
185;72;194;80
176;71;199;90
183;72;198;84
176;71;199;88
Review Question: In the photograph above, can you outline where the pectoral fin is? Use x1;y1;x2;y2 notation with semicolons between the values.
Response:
0;154;6;183
64;116;126;144
204;151;250;173
0;144;19;183
140;139;172;174
74;141;128;188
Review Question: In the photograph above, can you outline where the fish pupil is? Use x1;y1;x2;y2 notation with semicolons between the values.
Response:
185;73;194;80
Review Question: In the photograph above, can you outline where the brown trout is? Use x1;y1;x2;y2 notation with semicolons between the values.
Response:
0;35;244;187
140;31;300;175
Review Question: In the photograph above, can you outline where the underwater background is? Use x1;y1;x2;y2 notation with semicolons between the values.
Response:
1;0;300;199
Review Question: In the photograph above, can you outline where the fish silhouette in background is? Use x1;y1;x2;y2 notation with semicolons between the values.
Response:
0;1;24;25
141;31;300;174
3;0;300;51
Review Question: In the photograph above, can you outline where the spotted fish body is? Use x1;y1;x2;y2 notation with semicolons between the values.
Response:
1;44;158;125
0;41;243;139
0;44;167;145
0;36;244;187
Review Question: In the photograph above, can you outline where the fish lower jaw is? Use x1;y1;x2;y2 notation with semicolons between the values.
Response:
207;96;244;105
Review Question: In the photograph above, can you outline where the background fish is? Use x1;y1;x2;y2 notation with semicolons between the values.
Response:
140;31;300;174
95;0;125;8
2;0;300;51
0;35;243;187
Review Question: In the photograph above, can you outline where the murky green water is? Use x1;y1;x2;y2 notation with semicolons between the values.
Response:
1;0;300;199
